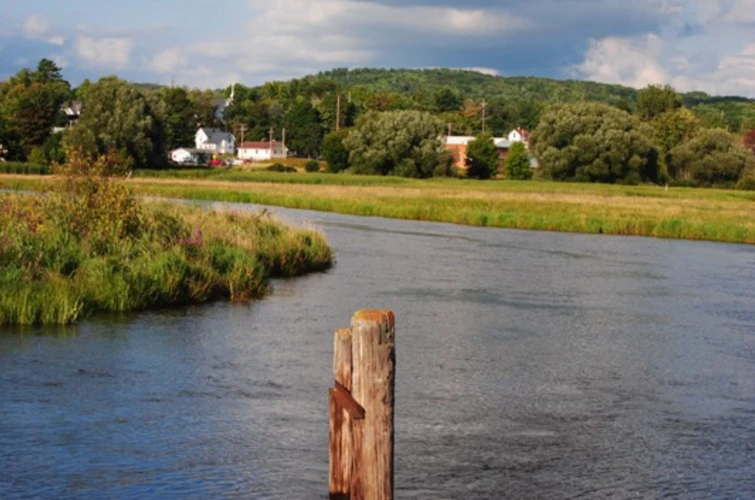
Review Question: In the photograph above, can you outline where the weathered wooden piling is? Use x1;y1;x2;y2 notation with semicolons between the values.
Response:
329;310;395;500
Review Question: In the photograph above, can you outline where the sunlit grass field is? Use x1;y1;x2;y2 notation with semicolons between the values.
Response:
2;172;754;244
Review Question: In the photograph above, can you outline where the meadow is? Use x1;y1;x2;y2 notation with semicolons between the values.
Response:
2;171;754;245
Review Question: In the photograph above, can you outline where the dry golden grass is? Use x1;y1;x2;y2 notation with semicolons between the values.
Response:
2;174;754;244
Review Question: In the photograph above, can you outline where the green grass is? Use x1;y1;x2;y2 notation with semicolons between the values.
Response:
0;183;332;325
2;173;754;245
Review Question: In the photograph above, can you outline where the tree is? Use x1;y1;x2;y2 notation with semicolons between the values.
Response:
187;89;220;129
67;77;164;168
434;88;462;113
284;99;324;157
156;87;196;150
668;128;754;186
651;108;701;179
504;142;532;180
465;134;499;179
636;84;682;121
0;59;70;157
322;129;350;172
530;102;659;184
344;110;446;177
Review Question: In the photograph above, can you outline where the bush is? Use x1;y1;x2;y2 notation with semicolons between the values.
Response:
266;163;297;173
305;160;320;173
0;161;51;175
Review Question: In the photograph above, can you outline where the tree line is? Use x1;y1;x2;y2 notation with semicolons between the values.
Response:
1;61;754;188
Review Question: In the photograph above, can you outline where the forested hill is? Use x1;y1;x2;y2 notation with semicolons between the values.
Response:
310;68;639;104
280;68;755;132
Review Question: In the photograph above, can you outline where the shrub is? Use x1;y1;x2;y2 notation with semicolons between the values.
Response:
305;160;320;173
266;163;297;173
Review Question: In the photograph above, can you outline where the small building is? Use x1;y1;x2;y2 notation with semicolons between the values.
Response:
195;128;236;155
237;141;287;162
446;136;511;169
170;148;202;164
53;100;83;133
508;128;531;145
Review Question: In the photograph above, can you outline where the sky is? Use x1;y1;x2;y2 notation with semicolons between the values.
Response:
2;0;755;97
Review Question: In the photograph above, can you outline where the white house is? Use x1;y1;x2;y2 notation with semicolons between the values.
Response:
196;128;236;155
237;141;288;162
170;148;202;164
508;128;531;144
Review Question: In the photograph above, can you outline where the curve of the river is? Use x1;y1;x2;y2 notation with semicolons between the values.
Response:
2;202;754;499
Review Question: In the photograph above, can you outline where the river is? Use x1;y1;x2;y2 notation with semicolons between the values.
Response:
2;202;754;499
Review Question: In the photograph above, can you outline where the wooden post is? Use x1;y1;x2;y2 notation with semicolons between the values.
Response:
329;310;395;500
330;328;355;499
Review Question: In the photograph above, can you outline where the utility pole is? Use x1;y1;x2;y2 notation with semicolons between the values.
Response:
336;93;341;131
448;123;452;137
269;127;275;155
239;124;247;147
481;99;487;134
282;127;287;157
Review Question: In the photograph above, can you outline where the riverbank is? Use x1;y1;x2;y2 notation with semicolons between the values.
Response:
0;187;332;325
1;173;754;244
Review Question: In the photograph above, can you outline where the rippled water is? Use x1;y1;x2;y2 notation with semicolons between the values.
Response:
2;203;755;499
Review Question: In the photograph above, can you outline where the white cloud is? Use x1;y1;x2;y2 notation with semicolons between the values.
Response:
577;34;668;89
47;36;66;46
461;67;501;77
148;47;189;73
75;36;134;67
574;0;755;97
23;15;50;38
577;34;755;96
149;0;528;87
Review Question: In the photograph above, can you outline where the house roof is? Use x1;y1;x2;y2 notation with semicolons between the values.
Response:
239;141;281;150
446;136;511;149
64;100;82;115
171;148;203;154
511;128;531;139
198;128;234;145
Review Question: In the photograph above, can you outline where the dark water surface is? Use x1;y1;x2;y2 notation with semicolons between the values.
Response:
2;202;755;499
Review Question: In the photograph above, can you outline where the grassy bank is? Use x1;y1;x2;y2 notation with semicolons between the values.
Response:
0;177;331;325
2;174;754;244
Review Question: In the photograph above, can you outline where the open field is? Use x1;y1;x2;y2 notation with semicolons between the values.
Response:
2;173;754;244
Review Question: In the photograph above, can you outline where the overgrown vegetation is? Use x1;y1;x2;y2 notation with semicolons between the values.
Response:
0;153;332;325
